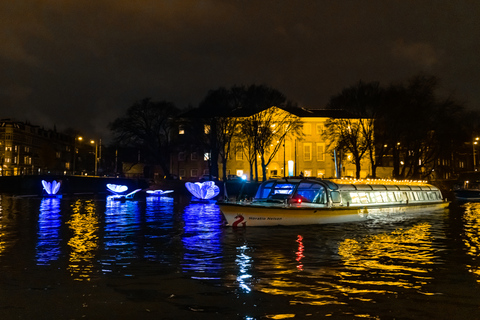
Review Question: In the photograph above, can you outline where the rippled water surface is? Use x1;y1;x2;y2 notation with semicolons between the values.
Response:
1;194;480;319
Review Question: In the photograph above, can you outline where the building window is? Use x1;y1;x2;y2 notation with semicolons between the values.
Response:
317;169;325;177
316;143;325;161
179;169;186;179
203;169;209;175
204;125;210;134
178;152;186;161
316;124;324;135
304;170;312;177
5;158;10;163
5;146;12;152
236;170;244;177
179;125;185;135
204;152;210;161
56;151;61;159
191;169;198;177
304;143;312;161
65;162;71;170
236;143;243;160
191;152;198;161
25;146;30;153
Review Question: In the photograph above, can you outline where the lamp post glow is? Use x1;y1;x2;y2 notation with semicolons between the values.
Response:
473;137;479;171
90;139;98;176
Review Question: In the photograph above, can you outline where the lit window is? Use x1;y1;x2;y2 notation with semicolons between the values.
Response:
236;170;243;176
179;125;185;135
236;143;243;160
316;143;325;161
204;153;210;161
204;125;210;134
304;170;312;177
304;143;312;161
56;152;61;159
317;169;325;177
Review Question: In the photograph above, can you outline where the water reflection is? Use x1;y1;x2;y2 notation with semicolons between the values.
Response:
338;223;436;295
66;199;99;281
36;198;61;265
101;197;142;275
461;202;480;282
257;223;437;306
182;203;224;280
236;244;253;293
144;196;175;262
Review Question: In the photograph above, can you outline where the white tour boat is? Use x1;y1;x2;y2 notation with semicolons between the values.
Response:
218;177;449;227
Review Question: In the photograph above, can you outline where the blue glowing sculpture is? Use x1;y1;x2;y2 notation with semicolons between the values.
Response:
42;180;61;196
146;189;174;196
185;181;220;200
106;183;128;194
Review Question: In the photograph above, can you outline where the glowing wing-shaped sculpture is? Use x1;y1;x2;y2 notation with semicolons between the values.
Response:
42;180;61;195
146;190;174;195
185;181;220;200
106;183;128;194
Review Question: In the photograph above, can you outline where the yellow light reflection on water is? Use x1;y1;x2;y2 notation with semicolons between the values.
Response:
338;223;435;294
66;199;99;281
258;223;436;307
461;203;480;281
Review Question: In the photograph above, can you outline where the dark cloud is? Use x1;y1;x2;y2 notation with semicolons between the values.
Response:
1;0;479;141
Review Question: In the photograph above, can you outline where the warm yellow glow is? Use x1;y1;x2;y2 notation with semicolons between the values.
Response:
332;178;429;185
461;203;480;282
90;140;95;144
66;199;99;281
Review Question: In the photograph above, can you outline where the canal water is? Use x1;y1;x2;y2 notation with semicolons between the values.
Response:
0;194;479;319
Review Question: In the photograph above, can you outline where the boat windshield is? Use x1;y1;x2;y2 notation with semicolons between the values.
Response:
254;179;326;203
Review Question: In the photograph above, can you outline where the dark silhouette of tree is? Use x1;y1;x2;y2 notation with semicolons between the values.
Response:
109;98;180;178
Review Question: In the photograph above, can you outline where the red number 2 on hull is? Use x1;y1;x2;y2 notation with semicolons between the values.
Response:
232;214;246;227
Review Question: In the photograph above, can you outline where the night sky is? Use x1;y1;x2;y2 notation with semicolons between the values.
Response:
1;1;479;141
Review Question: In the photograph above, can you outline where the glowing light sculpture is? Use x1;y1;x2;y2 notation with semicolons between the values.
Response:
42;180;61;196
185;181;220;200
146;190;174;196
106;183;128;194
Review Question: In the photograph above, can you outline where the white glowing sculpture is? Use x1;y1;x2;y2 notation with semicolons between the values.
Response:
42;180;61;195
146;190;174;195
107;183;128;194
185;181;220;200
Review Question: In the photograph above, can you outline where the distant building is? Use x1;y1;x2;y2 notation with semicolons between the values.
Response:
0;119;74;176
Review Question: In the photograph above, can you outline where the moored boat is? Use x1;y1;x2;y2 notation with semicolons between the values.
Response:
218;177;449;227
453;172;480;202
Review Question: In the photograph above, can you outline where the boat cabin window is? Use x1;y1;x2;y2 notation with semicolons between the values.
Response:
331;191;341;203
295;182;326;203
254;181;276;199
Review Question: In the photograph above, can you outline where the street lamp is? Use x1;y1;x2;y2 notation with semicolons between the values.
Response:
73;136;83;175
473;137;479;171
90;139;98;176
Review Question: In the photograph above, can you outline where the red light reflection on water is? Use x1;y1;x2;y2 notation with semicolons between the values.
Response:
296;235;304;271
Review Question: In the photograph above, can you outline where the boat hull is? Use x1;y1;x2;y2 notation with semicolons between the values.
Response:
218;202;449;227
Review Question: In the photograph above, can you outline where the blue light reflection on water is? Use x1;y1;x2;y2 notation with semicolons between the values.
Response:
36;198;61;265
181;202;224;280
101;197;142;275
144;196;176;262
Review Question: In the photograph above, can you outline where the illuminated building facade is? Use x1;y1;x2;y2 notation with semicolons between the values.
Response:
175;107;371;181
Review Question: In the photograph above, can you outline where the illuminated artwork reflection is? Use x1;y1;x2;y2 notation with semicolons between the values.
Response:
36;198;61;265
182;203;224;279
101;197;141;275
66;199;99;281
144;196;175;262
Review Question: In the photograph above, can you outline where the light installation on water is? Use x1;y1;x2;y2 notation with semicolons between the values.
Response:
185;181;220;200
41;180;61;196
106;183;128;194
146;189;174;196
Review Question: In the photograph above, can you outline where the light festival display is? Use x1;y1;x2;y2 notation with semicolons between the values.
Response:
106;183;128;194
185;181;220;200
41;180;61;195
146;190;174;196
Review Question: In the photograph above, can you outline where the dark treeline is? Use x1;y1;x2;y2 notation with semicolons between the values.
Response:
108;75;480;181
